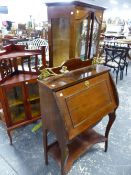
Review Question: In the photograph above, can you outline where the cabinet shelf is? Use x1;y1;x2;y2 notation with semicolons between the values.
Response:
28;96;40;102
48;129;107;173
8;99;24;107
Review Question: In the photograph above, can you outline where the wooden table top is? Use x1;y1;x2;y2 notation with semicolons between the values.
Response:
0;50;41;60
38;65;110;91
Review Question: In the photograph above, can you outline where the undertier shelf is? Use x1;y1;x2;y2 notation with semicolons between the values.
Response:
48;129;107;173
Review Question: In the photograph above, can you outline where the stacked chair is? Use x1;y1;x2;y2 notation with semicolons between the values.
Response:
104;46;129;83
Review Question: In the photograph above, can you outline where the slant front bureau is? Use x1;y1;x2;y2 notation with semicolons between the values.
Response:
38;64;119;175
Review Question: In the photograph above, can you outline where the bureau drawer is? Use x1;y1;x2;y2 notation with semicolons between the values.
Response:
56;72;117;140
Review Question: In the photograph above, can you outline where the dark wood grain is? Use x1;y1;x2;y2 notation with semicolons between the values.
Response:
48;129;107;173
0;75;41;144
46;1;106;10
38;62;119;175
46;1;105;67
0;44;46;144
0;44;46;83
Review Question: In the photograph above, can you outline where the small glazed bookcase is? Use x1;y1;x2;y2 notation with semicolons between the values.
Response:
46;1;105;66
0;74;40;144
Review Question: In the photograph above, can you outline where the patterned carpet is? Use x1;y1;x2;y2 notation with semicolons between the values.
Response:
0;63;131;175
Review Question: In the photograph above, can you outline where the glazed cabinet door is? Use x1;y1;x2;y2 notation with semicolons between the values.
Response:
50;17;70;67
75;10;103;59
75;9;92;60
2;82;27;125
25;79;40;119
89;11;103;58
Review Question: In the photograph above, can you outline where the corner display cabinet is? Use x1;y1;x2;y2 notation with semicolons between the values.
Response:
46;1;105;67
0;44;46;144
38;64;119;175
0;76;40;144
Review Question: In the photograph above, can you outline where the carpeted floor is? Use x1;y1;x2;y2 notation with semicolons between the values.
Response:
0;63;131;175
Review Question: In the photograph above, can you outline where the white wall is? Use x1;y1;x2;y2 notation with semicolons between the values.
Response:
0;0;47;24
0;0;131;25
104;7;131;20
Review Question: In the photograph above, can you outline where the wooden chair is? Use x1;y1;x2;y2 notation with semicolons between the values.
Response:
104;46;129;83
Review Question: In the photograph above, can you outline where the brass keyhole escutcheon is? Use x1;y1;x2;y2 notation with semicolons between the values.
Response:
84;80;90;87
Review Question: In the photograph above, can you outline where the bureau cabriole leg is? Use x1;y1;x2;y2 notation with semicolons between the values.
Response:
60;146;69;175
7;130;12;145
43;129;48;165
105;112;116;152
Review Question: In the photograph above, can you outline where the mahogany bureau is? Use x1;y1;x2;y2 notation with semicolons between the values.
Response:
38;64;119;175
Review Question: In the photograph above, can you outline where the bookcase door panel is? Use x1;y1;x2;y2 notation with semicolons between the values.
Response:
90;15;101;58
4;85;27;124
75;10;91;60
30;100;40;117
51;18;70;67
26;81;40;118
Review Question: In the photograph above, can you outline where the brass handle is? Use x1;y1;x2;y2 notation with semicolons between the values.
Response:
84;80;90;87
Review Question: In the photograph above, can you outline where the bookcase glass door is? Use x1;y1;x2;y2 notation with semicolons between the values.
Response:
52;18;70;66
26;81;40;118
90;15;100;58
5;85;27;124
75;10;91;60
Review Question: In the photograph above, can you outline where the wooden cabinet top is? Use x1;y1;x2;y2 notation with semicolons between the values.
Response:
46;1;106;10
0;74;38;86
38;64;110;91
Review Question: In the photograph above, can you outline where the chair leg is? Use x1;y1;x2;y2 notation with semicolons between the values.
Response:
113;68;115;73
126;64;128;75
116;71;118;84
116;68;121;84
120;70;123;80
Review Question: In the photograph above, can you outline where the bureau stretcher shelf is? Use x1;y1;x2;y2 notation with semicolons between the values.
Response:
48;129;107;173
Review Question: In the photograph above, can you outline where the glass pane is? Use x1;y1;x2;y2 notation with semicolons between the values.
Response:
27;82;39;101
6;86;24;107
75;10;90;60
52;18;70;66
9;105;26;123
30;100;40;118
90;17;100;58
6;86;26;123
76;18;88;60
27;82;40;118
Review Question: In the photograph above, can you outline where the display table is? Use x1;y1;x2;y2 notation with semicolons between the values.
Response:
38;64;119;175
